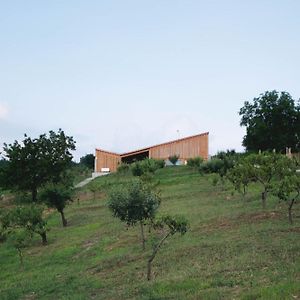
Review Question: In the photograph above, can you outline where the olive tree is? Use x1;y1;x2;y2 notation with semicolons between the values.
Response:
108;180;161;250
39;183;74;227
1;205;48;245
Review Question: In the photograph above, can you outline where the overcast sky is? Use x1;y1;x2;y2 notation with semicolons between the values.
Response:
1;1;300;161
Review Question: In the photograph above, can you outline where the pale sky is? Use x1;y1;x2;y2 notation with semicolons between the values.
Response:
1;1;300;160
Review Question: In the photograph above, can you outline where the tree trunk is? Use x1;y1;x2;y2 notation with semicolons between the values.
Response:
31;188;37;202
140;221;145;251
147;232;172;281
288;199;295;225
40;232;48;245
60;210;67;227
18;248;24;269
261;190;267;209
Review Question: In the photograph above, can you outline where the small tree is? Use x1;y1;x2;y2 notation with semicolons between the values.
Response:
1;205;48;245
88;180;99;201
227;163;252;197
273;172;300;224
168;155;179;166
147;215;188;280
244;153;284;208
40;183;74;227
7;228;31;268
108;180;161;250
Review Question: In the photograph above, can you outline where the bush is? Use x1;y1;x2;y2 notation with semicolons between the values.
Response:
131;159;165;177
199;159;224;174
168;155;179;166
117;163;130;173
187;157;203;168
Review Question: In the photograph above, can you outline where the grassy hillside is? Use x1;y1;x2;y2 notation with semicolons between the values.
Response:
0;166;299;299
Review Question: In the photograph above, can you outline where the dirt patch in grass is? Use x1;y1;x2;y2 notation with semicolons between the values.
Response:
195;212;282;234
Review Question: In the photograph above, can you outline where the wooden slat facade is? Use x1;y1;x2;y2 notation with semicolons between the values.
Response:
95;149;121;173
95;132;209;173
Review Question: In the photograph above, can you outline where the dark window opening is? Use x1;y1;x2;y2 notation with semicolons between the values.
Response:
121;151;149;164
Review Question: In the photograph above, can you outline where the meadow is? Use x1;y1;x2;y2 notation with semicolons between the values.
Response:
0;166;299;299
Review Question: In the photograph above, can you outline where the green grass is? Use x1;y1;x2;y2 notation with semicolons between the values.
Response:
1;166;299;299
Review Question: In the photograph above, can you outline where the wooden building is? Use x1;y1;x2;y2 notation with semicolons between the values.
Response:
94;132;209;173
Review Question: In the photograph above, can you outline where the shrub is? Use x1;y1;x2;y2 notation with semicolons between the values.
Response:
187;157;203;168
117;163;130;173
168;155;179;166
131;159;164;177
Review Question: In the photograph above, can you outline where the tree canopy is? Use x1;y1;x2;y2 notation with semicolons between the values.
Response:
0;129;76;201
239;90;300;152
80;154;95;169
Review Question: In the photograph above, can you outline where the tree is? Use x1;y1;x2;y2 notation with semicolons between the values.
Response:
1;205;48;245
272;158;300;224
168;155;179;166
227;163;252;197
239;90;300;152
108;180;161;250
238;153;290;208
80;154;95;170
88;180;99;201
39;183;74;227
7;228;32;268
0;129;76;202
147;215;188;280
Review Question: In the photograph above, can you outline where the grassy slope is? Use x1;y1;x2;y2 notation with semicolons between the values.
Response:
0;166;299;300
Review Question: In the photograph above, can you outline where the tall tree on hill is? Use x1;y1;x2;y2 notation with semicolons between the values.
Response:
0;129;76;202
80;154;95;170
239;90;300;152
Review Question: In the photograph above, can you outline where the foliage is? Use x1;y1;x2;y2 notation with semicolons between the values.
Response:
88;180;99;200
147;214;188;280
39;183;74;227
117;163;130;173
272;164;300;224
1;205;48;245
227;163;253;196
239;90;300;152
108;179;161;249
131;158;164;177
79;154;95;170
0;129;76;202
187;156;203;168
168;155;179;166
6;228;32;267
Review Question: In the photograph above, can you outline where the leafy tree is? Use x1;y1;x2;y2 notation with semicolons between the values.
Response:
147;215;188;280
39;183;74;227
227;163;252;196
1;205;48;245
80;154;95;170
6;228;32;268
108;180;161;250
272;158;300;224
0;129;76;202
239;90;300;152
88;180;99;201
240;153;289;208
168;155;179;166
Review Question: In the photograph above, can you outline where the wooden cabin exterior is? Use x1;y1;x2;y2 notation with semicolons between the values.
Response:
95;132;209;173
